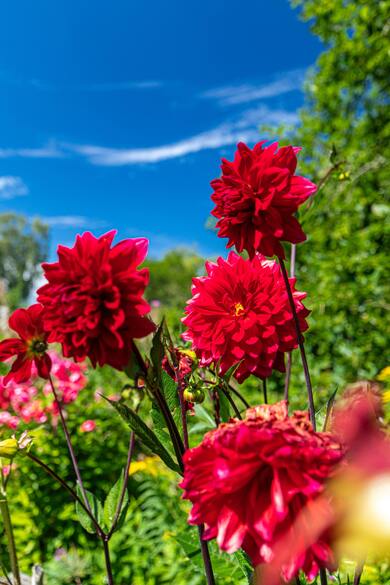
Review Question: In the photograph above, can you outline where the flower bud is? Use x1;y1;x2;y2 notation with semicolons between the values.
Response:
0;438;18;459
183;387;205;404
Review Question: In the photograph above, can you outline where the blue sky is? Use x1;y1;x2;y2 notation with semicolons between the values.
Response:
0;0;321;259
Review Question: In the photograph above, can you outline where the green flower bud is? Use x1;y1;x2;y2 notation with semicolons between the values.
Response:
0;438;18;460
183;387;205;404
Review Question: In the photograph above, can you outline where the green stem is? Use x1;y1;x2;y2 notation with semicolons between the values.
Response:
0;483;21;585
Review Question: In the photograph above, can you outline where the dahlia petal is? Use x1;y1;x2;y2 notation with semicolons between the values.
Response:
4;354;33;385
216;506;247;553
0;338;26;360
35;353;52;379
9;308;32;340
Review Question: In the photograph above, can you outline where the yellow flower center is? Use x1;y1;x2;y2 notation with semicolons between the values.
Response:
234;302;245;317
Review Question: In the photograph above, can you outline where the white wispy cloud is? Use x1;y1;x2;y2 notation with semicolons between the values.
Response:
200;69;305;106
29;79;163;92
64;105;298;166
0;141;63;160
0;176;29;199
37;215;108;229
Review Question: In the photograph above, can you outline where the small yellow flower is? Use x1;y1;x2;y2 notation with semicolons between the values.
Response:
383;390;390;404
378;366;390;382
129;456;161;477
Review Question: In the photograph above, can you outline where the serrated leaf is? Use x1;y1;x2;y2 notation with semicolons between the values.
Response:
75;485;103;534
106;398;180;473
174;527;252;583
103;471;129;532
151;370;182;446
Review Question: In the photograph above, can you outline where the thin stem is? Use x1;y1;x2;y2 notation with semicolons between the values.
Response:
220;386;242;419
0;558;12;585
102;539;114;585
228;383;250;408
176;376;190;451
132;341;185;468
353;561;364;585
198;526;216;585
178;388;189;451
284;244;295;404
48;377;115;582
48;375;94;516
107;432;135;539
262;379;268;404
132;341;215;585
26;453;102;535
212;388;221;426
0;488;20;585
319;568;328;585
278;258;317;430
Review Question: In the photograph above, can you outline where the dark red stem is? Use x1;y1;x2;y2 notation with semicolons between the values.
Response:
277;258;317;430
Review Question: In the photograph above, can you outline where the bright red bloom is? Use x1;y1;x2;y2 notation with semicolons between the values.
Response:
211;141;316;258
180;402;343;582
182;252;309;382
0;304;51;386
37;231;155;369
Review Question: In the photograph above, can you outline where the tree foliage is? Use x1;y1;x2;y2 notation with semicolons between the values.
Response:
288;0;390;390
0;214;49;309
144;249;204;309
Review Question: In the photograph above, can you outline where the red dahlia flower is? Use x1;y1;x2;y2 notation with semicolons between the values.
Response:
0;304;51;385
211;141;316;258
180;401;343;582
182;252;309;382
37;231;155;369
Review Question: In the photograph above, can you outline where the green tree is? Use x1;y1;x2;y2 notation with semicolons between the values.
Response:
0;213;49;309
144;249;204;310
287;0;390;392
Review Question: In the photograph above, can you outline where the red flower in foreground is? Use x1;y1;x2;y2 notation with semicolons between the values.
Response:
182;252;309;382
37;231;155;370
180;402;343;582
211;141;316;258
0;304;51;385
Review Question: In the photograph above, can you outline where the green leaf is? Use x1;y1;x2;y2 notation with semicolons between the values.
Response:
106;398;180;473
323;387;338;431
174;527;252;583
103;471;129;532
75;485;103;534
193;404;215;428
150;321;165;379
151;370;182;449
217;388;231;422
223;361;242;384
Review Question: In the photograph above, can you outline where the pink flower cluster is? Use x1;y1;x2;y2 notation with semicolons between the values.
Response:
0;350;86;429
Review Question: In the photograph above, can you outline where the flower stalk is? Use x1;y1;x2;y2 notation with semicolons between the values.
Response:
0;472;21;585
278;257;316;430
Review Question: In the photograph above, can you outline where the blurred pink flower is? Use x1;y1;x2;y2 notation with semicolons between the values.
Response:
80;419;96;433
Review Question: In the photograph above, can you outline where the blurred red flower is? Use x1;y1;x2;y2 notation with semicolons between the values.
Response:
182;252;309;382
0;304;51;385
180;401;343;582
211;141;316;258
37;231;155;370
